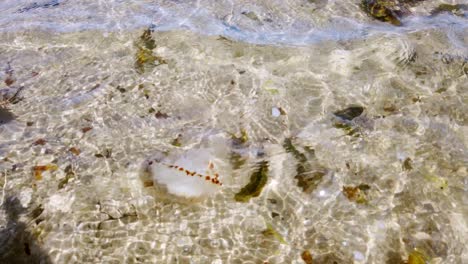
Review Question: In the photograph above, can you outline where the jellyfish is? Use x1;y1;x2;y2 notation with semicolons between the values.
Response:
148;131;232;199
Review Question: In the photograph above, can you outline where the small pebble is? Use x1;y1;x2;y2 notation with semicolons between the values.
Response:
272;107;281;117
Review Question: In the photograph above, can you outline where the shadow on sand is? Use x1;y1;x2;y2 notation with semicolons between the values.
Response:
0;196;52;264
0;107;15;125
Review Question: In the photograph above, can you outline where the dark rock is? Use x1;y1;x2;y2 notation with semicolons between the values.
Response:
333;106;365;121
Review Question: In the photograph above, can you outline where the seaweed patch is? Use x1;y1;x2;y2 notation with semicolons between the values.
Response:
283;138;325;193
171;134;183;147
407;249;428;264
234;161;268;202
58;165;75;189
262;222;287;244
430;4;467;17
360;0;402;26
332;106;365;138
402;158;413;171
134;28;167;74
301;250;314;264
33;164;58;181
342;184;370;204
360;0;426;26
229;129;249;147
69;147;81;156
229;129;249;169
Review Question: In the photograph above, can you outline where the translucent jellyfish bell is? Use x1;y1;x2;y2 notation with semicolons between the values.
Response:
148;131;232;199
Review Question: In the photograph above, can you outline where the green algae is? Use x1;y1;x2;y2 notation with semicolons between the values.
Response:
407;249;428;264
230;129;249;147
283;137;307;163
332;106;364;137
296;170;325;193
135;48;166;74
360;0;430;25
403;158;413;171
430;4;467;17
139;28;156;50
134;28;167;74
283;138;325;193
262;80;280;94
229;129;249;169
332;122;361;138
424;174;448;190
360;0;402;26
262;222;287;244
343;185;370;204
230;152;246;170
234;161;269;202
171;134;182;147
58;165;75;189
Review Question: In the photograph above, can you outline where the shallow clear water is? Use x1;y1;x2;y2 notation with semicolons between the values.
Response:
0;1;467;263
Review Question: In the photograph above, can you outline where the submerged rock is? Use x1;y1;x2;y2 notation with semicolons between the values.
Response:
333;106;364;121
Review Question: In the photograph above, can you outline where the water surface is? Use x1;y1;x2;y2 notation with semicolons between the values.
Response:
0;0;467;263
